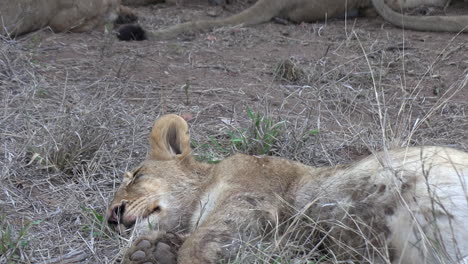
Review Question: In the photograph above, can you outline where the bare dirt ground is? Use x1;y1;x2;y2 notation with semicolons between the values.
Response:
1;1;467;263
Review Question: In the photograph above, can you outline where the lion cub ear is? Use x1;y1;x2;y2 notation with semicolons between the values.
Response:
148;114;192;161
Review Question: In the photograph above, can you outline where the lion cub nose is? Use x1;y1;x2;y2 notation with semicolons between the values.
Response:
107;203;126;225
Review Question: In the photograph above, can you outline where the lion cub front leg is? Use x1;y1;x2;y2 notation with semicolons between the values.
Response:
122;231;185;264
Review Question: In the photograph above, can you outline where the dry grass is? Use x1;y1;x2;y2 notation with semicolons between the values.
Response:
1;2;468;263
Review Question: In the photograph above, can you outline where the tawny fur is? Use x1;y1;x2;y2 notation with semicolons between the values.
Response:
373;0;468;32
126;0;467;40
108;114;468;264
0;0;135;36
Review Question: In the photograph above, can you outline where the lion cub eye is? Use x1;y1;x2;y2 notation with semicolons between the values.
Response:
130;167;144;182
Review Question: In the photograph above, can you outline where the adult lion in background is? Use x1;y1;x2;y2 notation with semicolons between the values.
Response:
0;0;137;37
107;114;468;264
117;0;468;40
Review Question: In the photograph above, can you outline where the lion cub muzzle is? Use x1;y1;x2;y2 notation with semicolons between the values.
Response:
107;201;127;226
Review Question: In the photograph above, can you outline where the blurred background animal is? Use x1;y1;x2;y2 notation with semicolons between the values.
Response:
116;0;468;41
0;0;136;37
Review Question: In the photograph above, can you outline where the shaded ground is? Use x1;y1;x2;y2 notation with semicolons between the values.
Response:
1;1;467;263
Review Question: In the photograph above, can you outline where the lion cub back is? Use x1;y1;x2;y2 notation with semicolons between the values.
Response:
295;146;468;263
189;154;310;230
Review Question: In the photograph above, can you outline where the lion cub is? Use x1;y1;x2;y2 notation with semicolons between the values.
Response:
108;114;468;264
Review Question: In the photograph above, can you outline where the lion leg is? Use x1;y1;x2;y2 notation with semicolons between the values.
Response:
122;225;244;264
176;226;233;263
177;200;277;263
122;231;185;264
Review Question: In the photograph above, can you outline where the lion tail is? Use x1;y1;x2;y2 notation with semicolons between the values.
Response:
118;0;285;41
372;0;468;33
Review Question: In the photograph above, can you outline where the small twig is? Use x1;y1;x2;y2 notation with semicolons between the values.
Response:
36;250;89;264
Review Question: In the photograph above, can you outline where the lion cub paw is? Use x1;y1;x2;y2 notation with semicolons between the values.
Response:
122;232;182;264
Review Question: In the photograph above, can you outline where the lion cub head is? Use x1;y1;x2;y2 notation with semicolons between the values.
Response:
107;114;197;233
